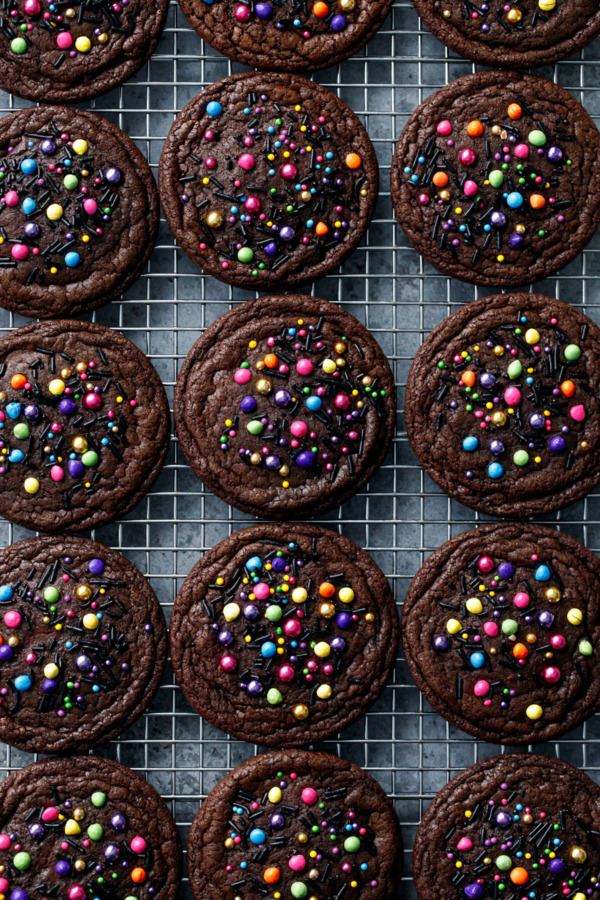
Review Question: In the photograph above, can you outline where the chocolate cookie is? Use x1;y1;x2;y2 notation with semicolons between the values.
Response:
177;0;393;72
413;753;600;900
0;535;166;754
412;0;600;69
403;522;600;745
0;755;181;900
158;73;378;290
170;523;398;746
0;106;159;320
390;71;600;287
188;749;403;900
0;320;170;534
405;293;600;518
0;0;169;104
174;295;395;519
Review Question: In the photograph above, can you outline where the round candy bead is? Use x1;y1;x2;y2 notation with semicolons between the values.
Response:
301;787;318;805
462;436;478;451
473;679;489;697
579;640;593;656
206;101;222;117
528;129;546;146
525;704;543;720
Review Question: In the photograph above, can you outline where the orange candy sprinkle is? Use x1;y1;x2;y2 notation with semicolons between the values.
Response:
313;1;329;15
319;582;336;598
560;380;575;397
510;868;529;885
264;868;281;884
432;171;449;188
512;643;528;659
315;222;329;236
507;103;522;120
10;374;26;390
529;193;546;209
467;120;483;137
264;353;279;369
131;869;147;884
345;152;362;169
462;371;476;388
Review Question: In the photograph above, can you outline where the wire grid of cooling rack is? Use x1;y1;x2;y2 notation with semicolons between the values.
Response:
1;4;600;898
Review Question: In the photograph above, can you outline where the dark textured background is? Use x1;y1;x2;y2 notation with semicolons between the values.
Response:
0;3;599;899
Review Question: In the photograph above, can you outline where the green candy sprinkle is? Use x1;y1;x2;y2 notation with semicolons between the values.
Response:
81;450;99;467
579;640;593;656
528;129;546;146
496;856;512;871
265;605;282;622
44;586;60;602
488;170;504;187
237;247;254;263
501;619;518;636
507;360;522;379
513;449;529;466
13;423;30;440
13;852;31;870
10;36;27;54
91;791;107;807
87;824;104;841
564;343;581;361
344;836;361;853
266;688;282;705
246;420;264;435
63;174;79;190
291;884;308;899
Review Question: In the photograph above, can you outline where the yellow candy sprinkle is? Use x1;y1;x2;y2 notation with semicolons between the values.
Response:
465;597;483;615
268;787;282;803
446;618;462;634
75;35;91;52
72;139;88;155
525;704;543;720
316;684;332;700
24;477;39;495
223;602;240;622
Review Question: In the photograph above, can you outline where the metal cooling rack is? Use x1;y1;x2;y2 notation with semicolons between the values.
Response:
1;5;600;897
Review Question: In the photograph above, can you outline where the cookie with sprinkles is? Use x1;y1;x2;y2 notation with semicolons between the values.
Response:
187;749;403;900
0;106;159;320
174;295;395;519
170;523;398;746
0;755;181;900
158;72;378;290
411;0;600;69
0;535;166;754
405;293;600;518
403;522;600;745
413;753;600;900
176;0;393;72
0;319;170;533
0;0;169;103
390;71;600;287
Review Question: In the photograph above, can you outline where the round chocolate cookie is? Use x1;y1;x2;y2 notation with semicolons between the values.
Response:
174;295;395;519
0;0;169;104
412;0;600;69
0;320;170;534
0;535;166;754
405;293;600;518
403;522;600;745
0;755;181;900
177;0;393;72
413;753;600;900
0;106;159;320
390;71;600;287
159;73;378;290
188;749;403;900
171;523;399;746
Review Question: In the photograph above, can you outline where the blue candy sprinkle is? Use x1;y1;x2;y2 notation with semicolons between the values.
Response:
462;436;479;452
0;585;13;601
534;564;551;582
206;101;222;117
488;462;504;479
